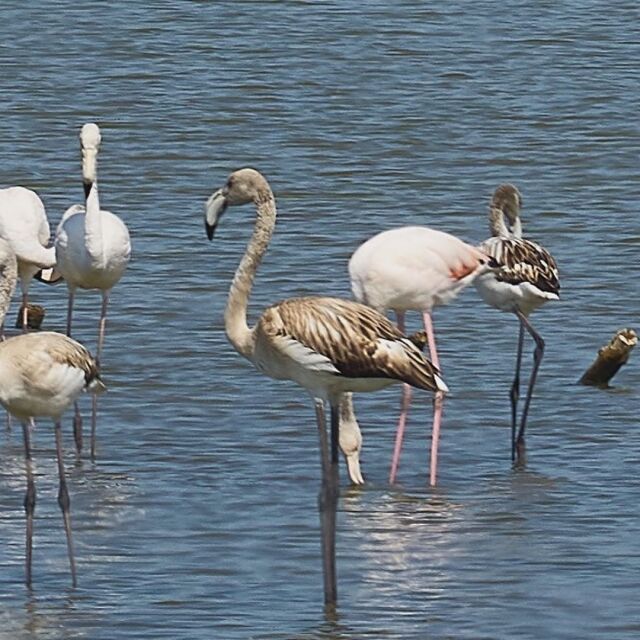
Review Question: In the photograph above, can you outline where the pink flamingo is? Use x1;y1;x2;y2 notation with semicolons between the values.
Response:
348;226;493;486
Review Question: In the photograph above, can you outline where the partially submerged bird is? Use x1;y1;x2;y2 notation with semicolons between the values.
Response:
204;167;447;607
474;184;559;463
0;237;105;588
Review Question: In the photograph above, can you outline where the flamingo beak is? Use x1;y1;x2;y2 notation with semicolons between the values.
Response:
204;189;228;240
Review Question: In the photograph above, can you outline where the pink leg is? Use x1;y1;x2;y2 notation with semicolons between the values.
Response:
389;311;411;484
423;312;444;487
91;290;110;460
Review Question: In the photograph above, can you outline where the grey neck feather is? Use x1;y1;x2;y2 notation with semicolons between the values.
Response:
488;206;522;239
224;191;276;360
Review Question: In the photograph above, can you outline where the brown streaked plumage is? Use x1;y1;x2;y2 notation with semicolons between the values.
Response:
258;297;442;391
475;183;560;465
204;168;447;608
0;237;105;589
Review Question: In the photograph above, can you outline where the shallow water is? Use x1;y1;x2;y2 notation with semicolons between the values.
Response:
0;2;639;638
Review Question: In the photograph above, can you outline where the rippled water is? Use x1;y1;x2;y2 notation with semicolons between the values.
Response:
0;2;639;638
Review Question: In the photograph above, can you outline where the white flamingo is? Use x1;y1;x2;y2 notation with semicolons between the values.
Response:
474;184;559;463
0;186;56;331
204;168;448;607
55;122;131;458
0;237;105;588
348;225;494;486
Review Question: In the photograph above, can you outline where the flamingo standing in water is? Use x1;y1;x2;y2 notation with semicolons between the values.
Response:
55;123;131;458
0;237;105;587
0;186;56;332
204;168;447;607
474;184;559;464
348;225;494;486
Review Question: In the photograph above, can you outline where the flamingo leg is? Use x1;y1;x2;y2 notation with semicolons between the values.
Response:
54;422;77;587
90;290;110;460
315;400;339;608
514;310;545;466
510;319;525;461
66;290;83;455
423;311;444;487
22;421;36;588
389;311;411;484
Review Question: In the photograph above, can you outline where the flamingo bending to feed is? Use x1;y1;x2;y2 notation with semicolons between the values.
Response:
0;186;56;332
204;168;447;607
474;184;559;464
348;225;494;486
0;237;105;587
55;123;131;457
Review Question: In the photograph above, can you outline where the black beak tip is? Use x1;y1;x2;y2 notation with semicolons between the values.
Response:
83;180;92;199
205;223;216;241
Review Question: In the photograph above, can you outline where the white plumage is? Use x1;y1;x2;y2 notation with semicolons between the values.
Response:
55;122;131;457
0;186;56;330
348;224;493;486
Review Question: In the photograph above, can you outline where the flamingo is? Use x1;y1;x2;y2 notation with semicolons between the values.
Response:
0;186;56;332
474;184;559;464
204;168;448;607
55;123;131;458
348;225;494;486
0;237;105;587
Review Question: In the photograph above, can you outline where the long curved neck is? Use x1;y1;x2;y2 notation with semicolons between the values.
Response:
0;250;18;334
489;206;522;239
84;179;104;259
224;191;276;359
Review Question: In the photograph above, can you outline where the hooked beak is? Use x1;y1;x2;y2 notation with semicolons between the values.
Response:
83;179;92;199
204;189;228;240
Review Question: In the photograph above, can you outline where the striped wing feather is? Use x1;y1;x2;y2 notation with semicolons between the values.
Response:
260;297;441;391
481;237;559;295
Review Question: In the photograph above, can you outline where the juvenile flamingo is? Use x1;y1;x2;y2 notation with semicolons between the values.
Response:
474;184;559;464
0;186;56;331
55;123;131;457
204;168;447;607
348;225;493;486
0;237;105;587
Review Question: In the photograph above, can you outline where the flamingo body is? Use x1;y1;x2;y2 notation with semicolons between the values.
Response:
55;204;130;290
350;226;487;313
0;331;105;420
251;296;447;399
0;186;56;328
475;236;559;316
348;224;491;485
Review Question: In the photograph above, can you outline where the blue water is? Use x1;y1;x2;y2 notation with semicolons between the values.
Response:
0;2;639;638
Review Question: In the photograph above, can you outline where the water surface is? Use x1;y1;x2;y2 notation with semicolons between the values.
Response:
0;2;639;638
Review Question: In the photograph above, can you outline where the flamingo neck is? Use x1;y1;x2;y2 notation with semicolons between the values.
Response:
84;180;104;259
0;243;17;333
489;206;522;239
224;191;276;360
